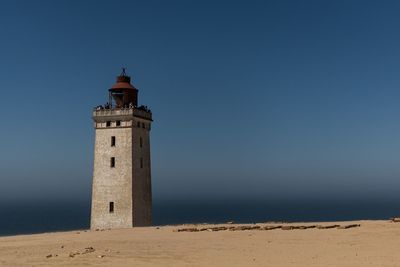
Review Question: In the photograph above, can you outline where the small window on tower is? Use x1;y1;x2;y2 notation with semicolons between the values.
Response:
109;202;114;213
106;121;111;127
140;157;143;168
116;120;121;126
137;121;140;127
142;122;145;128
110;157;115;168
140;137;143;148
111;136;116;147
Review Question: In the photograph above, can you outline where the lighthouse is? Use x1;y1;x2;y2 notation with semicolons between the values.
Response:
91;69;152;229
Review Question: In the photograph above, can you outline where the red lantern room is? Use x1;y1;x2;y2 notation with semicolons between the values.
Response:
109;68;138;108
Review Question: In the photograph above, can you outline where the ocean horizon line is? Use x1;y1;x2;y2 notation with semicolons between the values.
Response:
1;198;400;237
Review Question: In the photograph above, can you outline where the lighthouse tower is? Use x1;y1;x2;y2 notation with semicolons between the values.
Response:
91;69;152;229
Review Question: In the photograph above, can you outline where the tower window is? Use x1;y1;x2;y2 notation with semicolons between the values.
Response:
116;120;121;126
111;136;116;147
109;202;114;213
110;157;115;168
137;121;140;127
142;122;145;128
140;137;143;148
106;121;111;127
140;158;143;168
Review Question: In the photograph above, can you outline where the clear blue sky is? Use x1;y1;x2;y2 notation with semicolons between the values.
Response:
1;0;400;203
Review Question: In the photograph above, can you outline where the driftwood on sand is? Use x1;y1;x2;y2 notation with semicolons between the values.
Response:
175;223;361;232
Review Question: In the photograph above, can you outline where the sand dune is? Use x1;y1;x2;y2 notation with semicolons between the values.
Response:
1;220;399;266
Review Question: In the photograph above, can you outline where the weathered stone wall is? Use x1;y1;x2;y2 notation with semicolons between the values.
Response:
91;126;133;229
91;109;152;229
132;118;152;226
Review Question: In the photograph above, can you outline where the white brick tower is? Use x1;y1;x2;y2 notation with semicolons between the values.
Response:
91;69;152;229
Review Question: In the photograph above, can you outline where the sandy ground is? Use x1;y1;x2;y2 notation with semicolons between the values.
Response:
0;220;400;266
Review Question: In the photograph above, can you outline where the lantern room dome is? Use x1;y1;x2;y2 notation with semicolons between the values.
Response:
111;81;136;90
108;68;139;108
110;69;137;90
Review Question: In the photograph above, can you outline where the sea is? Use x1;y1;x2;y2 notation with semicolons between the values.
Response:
1;198;400;237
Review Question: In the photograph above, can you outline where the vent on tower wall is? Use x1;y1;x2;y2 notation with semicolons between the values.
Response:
109;202;114;213
110;157;115;168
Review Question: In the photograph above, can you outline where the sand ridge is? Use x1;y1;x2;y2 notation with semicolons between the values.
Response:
0;220;399;266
